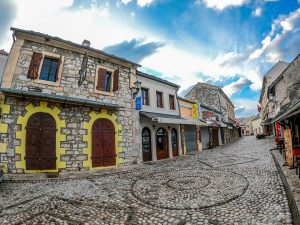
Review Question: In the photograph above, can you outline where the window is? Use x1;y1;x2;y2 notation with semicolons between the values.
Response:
95;67;120;95
142;127;152;162
156;91;163;108
169;95;175;110
39;57;59;82
141;88;149;105
104;71;112;92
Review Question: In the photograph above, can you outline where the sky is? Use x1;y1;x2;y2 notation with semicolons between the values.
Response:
0;0;299;118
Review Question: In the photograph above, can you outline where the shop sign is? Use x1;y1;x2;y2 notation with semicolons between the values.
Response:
192;104;199;119
136;96;142;110
275;123;281;139
284;129;293;166
203;111;215;118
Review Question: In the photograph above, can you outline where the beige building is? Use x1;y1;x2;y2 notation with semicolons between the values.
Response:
251;115;263;135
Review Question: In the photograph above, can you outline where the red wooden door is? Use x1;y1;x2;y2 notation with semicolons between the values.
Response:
26;113;56;170
92;118;116;167
156;128;169;160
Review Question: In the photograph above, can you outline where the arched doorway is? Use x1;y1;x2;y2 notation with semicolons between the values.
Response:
26;112;56;170
156;128;169;160
92;118;115;167
171;128;178;157
142;127;152;162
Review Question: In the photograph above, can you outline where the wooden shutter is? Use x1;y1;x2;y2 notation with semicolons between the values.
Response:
27;52;43;79
96;68;106;91
113;68;119;92
55;56;62;82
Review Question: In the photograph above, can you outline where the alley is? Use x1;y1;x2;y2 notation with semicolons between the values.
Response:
0;136;292;225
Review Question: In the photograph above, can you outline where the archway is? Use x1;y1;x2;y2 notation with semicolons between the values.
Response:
142;127;152;162
26;112;56;170
156;128;169;160
92;118;116;167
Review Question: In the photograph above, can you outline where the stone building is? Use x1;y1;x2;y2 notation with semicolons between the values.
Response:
136;71;187;162
0;28;140;174
184;82;239;146
269;54;300;142
259;61;289;136
0;49;8;80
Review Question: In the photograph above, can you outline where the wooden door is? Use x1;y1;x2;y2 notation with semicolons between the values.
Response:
171;128;178;157
26;113;56;170
142;127;152;162
156;128;169;160
92;118;116;167
211;128;219;147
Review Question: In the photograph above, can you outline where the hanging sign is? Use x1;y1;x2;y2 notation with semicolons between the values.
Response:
284;129;293;166
136;96;142;110
192;104;199;119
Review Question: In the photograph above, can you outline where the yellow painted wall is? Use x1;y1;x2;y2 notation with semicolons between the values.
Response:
82;109;122;170
15;101;67;173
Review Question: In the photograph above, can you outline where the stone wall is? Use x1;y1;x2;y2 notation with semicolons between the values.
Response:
11;40;132;108
0;96;136;174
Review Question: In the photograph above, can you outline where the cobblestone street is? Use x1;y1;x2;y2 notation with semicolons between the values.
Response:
0;136;293;225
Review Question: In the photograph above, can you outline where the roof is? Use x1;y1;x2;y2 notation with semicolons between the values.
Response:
11;27;140;67
137;70;180;88
259;61;289;103
185;82;234;107
0;88;121;109
0;49;8;56
178;97;196;104
268;53;300;91
140;111;182;120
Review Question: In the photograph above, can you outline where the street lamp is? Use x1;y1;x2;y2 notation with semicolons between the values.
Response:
133;80;142;98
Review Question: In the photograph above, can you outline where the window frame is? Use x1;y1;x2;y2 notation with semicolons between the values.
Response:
169;94;176;110
94;65;115;96
34;52;64;87
141;87;150;106
156;91;164;108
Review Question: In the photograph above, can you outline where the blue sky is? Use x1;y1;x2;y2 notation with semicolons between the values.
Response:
0;0;300;117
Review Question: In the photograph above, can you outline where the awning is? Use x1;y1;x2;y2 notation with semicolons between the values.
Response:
0;88;121;109
140;111;207;126
227;124;234;129
272;98;300;123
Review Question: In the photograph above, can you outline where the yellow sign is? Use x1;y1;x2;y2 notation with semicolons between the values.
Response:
284;129;293;166
192;104;199;119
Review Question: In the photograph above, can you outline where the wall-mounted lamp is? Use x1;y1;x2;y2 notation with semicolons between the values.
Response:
133;80;142;99
153;125;156;129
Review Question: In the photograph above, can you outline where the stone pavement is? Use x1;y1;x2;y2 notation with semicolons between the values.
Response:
0;136;293;225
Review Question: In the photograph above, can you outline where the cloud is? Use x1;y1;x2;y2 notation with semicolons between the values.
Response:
222;78;253;97
234;99;258;117
249;8;300;63
198;0;249;11
120;0;154;7
103;39;164;62
0;0;17;46
252;7;262;17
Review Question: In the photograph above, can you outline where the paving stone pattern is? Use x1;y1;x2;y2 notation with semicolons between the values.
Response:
0;137;293;225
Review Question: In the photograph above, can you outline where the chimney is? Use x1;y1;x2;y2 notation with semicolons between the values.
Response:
82;39;90;47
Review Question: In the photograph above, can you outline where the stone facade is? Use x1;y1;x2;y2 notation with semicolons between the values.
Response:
185;82;239;145
0;28;139;173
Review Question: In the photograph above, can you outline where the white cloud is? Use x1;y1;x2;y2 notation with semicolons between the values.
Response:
234;99;259;117
222;78;252;97
137;0;154;7
120;0;154;7
199;0;249;11
253;7;262;17
249;8;300;63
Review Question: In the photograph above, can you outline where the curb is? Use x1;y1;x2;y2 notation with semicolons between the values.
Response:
271;149;300;225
